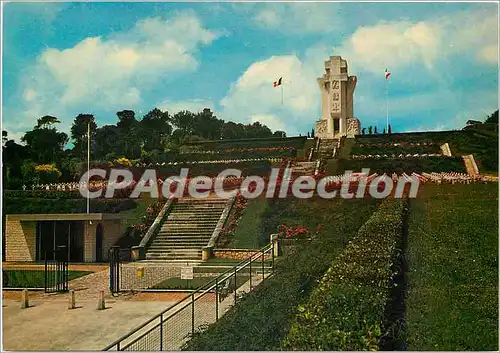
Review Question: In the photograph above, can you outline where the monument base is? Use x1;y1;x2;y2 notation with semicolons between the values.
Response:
346;118;360;138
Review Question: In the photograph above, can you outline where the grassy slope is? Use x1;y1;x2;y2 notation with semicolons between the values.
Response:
4;270;92;288
120;197;154;229
351;129;498;173
231;197;269;248
406;184;498;350
183;197;379;350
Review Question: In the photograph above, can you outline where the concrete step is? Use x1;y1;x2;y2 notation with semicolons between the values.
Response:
150;245;209;249
146;253;201;260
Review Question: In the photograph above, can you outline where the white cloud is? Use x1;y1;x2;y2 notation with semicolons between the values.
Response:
250;114;286;132
158;98;215;114
219;54;320;134
479;45;498;64
32;14;218;108
335;8;498;74
253;3;342;34
23;88;37;102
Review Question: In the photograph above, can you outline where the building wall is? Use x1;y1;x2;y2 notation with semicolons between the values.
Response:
83;219;125;262
101;220;126;261
5;217;36;261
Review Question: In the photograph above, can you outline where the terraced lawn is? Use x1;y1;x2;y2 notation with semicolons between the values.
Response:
406;183;498;350
183;197;380;350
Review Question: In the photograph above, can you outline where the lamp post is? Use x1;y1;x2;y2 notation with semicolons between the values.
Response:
87;121;90;214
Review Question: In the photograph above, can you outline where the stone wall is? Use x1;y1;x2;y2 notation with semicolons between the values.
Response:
315;119;328;139
346;118;360;138
84;221;97;262
5;217;36;261
213;249;271;261
84;219;125;262
101;220;126;261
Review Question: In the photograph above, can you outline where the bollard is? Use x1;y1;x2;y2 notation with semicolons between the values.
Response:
68;290;75;309
97;290;106;310
20;289;29;309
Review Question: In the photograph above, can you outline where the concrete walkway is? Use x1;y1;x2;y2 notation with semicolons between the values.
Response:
2;273;270;351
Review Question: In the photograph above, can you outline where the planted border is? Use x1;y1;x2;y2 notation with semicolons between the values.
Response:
283;199;406;350
182;198;379;350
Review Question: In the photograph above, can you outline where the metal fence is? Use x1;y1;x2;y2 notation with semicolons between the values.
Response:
103;243;275;351
3;246;69;293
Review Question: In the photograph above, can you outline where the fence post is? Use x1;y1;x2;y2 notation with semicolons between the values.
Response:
249;255;252;290
160;313;163;351
261;249;265;280
234;267;237;305
191;294;195;335
44;252;48;293
215;277;219;321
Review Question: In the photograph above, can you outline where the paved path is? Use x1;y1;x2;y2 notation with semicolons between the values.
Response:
2;274;270;351
2;298;177;351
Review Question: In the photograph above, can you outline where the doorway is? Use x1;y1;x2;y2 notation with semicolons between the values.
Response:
96;223;104;262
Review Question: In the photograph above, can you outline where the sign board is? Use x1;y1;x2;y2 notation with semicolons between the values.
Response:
180;267;194;280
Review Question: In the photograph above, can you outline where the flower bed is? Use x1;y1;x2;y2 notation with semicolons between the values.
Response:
4;197;137;214
277;224;310;239
132;200;166;237
217;195;249;246
283;199;406;350
182;136;307;151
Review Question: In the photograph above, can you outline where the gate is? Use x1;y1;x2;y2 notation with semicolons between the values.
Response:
44;245;69;293
109;246;132;293
109;246;120;293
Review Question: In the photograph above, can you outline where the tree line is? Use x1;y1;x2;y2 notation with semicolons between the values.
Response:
2;108;286;188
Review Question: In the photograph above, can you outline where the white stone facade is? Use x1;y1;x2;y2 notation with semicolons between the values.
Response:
315;56;359;139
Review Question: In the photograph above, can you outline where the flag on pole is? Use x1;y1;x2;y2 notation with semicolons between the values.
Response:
385;69;391;80
273;77;283;87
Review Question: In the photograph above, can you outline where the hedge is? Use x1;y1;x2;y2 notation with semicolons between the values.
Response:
283;199;406;350
337;156;465;174
354;129;498;173
182;198;379;350
181;136;307;151
4;197;137;214
4;190;83;199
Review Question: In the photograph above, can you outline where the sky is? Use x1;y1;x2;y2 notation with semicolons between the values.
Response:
2;1;499;143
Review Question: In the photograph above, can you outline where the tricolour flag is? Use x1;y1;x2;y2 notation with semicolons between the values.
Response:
273;77;283;87
385;69;391;80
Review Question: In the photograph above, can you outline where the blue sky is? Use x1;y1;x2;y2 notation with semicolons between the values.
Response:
2;2;498;142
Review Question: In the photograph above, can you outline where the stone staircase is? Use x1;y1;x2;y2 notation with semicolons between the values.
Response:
292;161;317;176
317;138;340;159
145;198;227;261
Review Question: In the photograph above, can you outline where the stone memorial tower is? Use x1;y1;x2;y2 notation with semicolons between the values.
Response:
315;56;360;139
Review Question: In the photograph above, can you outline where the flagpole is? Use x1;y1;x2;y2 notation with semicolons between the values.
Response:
281;82;284;107
87;121;90;214
385;78;389;132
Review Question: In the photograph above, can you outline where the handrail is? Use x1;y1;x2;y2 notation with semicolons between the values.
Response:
103;243;273;351
207;195;236;248
138;196;176;249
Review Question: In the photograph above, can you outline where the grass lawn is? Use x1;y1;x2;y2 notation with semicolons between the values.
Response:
406;183;498;350
3;270;93;288
231;197;269;248
120;198;156;229
152;275;250;290
184;197;379;350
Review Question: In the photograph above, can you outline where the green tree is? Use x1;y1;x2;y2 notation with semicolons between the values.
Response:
139;108;172;151
94;125;120;160
22;116;68;163
70;114;97;158
485;110;498;124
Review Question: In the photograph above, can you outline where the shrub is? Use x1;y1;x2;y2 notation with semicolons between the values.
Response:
182;198;379;350
283;199;406;350
4;197;137;214
34;164;62;183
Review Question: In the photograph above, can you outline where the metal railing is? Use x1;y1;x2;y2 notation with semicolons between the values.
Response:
103;243;275;351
